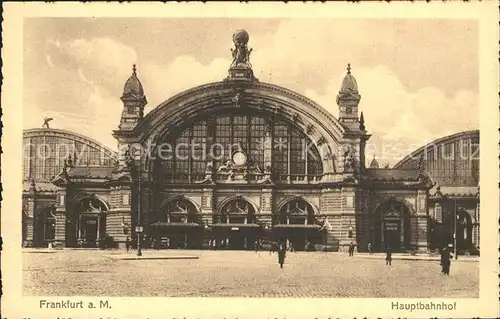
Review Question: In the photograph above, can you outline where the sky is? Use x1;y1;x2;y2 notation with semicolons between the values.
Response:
23;18;479;166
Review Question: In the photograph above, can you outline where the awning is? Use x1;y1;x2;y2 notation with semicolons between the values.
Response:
273;224;321;229
211;223;261;228
150;222;202;228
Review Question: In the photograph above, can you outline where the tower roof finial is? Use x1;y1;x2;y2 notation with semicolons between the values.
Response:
132;64;137;76
347;63;351;74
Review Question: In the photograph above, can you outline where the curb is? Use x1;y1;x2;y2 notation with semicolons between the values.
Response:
106;255;199;260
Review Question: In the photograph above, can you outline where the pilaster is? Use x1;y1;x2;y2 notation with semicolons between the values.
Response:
54;188;67;247
414;190;429;252
472;201;480;250
339;186;358;251
107;184;133;248
260;188;273;225
23;196;36;247
201;187;214;224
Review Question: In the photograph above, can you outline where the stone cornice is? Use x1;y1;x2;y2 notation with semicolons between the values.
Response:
114;80;346;143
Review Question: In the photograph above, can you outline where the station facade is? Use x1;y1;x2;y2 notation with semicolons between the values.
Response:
22;30;480;254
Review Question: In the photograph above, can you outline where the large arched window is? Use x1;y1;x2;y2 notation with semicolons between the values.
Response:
155;113;323;184
159;199;200;224
216;198;257;224
277;198;315;225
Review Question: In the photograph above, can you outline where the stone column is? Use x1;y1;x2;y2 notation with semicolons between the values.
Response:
107;184;133;249
23;196;36;247
320;188;342;251
201;188;214;222
201;188;214;248
473;201;480;251
339;186;357;252
54;188;68;248
260;188;273;243
54;212;67;248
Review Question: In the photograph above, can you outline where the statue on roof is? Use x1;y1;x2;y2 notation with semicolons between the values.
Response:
230;29;253;68
42;117;53;128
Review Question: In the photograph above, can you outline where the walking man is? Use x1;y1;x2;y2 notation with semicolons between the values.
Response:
368;242;372;255
278;242;286;269
348;242;355;257
385;246;392;266
254;238;260;253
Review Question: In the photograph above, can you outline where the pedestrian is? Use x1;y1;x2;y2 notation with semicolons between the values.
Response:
254;238;259;253
441;244;453;275
278;242;286;269
385;246;392;266
368;242;372;255
349;242;355;256
125;236;130;252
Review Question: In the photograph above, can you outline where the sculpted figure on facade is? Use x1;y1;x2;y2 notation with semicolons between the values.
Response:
343;147;356;171
124;145;134;170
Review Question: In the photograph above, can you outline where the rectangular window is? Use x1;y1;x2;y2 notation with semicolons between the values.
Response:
122;194;129;206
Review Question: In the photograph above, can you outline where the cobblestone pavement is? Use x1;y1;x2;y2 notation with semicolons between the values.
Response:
23;249;479;298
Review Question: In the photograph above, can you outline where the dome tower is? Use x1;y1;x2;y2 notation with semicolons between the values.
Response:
119;64;148;131
336;64;362;130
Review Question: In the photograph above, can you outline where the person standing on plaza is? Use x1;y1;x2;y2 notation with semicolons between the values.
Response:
368;242;372;255
348;242;355;257
254;238;260;253
278;242;286;269
441;244;453;275
385;246;392;266
125;236;130;252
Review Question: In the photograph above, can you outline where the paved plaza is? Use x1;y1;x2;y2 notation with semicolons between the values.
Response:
23;249;479;298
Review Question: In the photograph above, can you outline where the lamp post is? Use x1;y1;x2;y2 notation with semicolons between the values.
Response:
136;156;142;257
453;200;458;260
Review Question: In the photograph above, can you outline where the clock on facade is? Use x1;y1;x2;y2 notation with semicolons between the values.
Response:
232;150;247;166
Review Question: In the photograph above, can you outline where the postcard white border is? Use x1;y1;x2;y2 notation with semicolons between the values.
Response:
2;2;498;318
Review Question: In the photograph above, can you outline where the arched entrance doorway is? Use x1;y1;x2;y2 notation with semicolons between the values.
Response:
212;197;260;250
274;198;321;251
443;209;473;254
372;200;411;252
74;197;107;248
33;206;56;247
150;197;203;249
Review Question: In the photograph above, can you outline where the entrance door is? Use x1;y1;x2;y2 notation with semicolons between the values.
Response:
383;218;401;250
83;217;98;247
288;229;306;251
229;230;245;249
